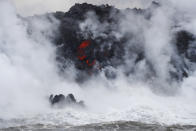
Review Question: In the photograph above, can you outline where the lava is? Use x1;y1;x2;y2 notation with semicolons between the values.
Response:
77;40;96;67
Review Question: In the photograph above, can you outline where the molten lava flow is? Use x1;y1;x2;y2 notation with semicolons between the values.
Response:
86;59;96;66
79;40;90;49
77;40;96;67
78;55;87;61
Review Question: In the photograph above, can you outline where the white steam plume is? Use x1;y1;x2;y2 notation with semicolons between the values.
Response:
0;0;66;119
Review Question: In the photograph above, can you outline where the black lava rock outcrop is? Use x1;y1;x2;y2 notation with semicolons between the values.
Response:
49;94;85;107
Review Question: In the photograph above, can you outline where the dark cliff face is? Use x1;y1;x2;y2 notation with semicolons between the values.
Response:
175;31;196;62
28;2;196;82
53;3;125;71
52;3;152;71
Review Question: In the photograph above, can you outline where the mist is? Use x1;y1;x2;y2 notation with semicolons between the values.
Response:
0;0;196;129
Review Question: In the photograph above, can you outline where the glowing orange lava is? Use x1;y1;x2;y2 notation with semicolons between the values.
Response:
77;40;96;67
79;40;90;49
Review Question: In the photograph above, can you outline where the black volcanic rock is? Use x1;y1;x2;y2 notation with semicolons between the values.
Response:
53;3;125;72
27;2;196;82
49;94;85;107
176;31;195;55
49;94;65;105
175;30;196;62
52;3;196;81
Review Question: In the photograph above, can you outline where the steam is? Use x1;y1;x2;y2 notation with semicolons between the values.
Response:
1;0;196;128
79;2;178;92
74;0;196;124
0;0;60;118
